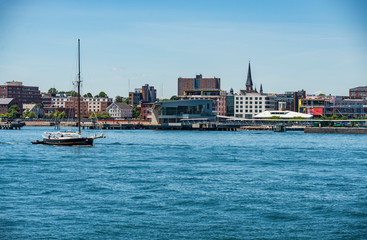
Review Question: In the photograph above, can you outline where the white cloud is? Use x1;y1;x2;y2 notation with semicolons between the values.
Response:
111;67;125;72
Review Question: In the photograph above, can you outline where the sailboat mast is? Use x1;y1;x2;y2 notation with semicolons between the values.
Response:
77;39;81;135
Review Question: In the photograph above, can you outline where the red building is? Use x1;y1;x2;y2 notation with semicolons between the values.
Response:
0;81;42;107
0;98;15;115
178;74;220;96
350;86;367;98
140;102;154;120
64;97;112;118
65;97;89;118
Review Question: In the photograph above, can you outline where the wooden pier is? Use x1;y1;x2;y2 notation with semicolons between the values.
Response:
0;122;24;130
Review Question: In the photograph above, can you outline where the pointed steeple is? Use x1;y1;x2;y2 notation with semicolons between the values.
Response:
246;58;253;92
260;84;263;94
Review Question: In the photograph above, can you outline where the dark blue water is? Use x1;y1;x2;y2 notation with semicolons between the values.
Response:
1;127;366;239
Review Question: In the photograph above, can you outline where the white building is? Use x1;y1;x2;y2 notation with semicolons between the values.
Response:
254;110;313;119
106;102;132;119
84;97;113;114
234;92;275;118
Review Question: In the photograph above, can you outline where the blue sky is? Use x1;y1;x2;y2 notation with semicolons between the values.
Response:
0;0;366;98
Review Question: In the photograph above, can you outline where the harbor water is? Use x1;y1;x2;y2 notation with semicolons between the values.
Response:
1;127;366;239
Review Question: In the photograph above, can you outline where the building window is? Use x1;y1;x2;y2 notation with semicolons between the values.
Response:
255;97;258;100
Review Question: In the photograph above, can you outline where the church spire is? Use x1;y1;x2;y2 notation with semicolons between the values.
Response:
246;58;253;92
260;84;263;94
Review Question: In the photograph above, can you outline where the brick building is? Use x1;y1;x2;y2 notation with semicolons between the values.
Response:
178;74;220;96
180;90;227;116
0;98;15;115
0;81;42;107
43;96;112;118
350;86;367;98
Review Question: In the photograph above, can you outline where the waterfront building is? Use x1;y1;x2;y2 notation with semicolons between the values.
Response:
234;60;275;118
0;81;42;107
226;88;234;116
350;86;367;98
298;97;332;116
0;98;15;115
84;97;112;116
254;110;313;119
178;74;220;97
180;90;226;116
151;99;214;124
140;102;154;120
234;93;275;118
44;95;112;118
106;102;132;119
324;96;367;118
274;90;306;112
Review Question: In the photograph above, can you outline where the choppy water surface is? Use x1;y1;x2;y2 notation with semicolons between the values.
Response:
1;127;366;239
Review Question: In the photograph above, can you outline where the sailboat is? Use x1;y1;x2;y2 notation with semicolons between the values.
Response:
32;39;104;146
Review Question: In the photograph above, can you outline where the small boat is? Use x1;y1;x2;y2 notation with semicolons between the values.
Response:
32;39;104;146
31;131;104;146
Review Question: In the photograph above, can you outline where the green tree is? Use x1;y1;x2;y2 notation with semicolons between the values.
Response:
83;92;93;98
70;90;78;97
57;111;67;119
59;90;78;97
132;107;141;119
170;95;180;100
6;105;21;118
123;98;129;104
96;111;111;119
115;96;123;103
22;109;30;118
98;91;108;98
48;88;58;94
28;111;37;118
341;116;348;120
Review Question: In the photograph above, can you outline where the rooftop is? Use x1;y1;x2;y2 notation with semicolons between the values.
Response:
350;86;367;91
4;81;23;86
0;98;14;105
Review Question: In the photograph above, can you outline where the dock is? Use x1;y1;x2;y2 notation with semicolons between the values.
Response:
304;127;367;134
0;122;24;130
